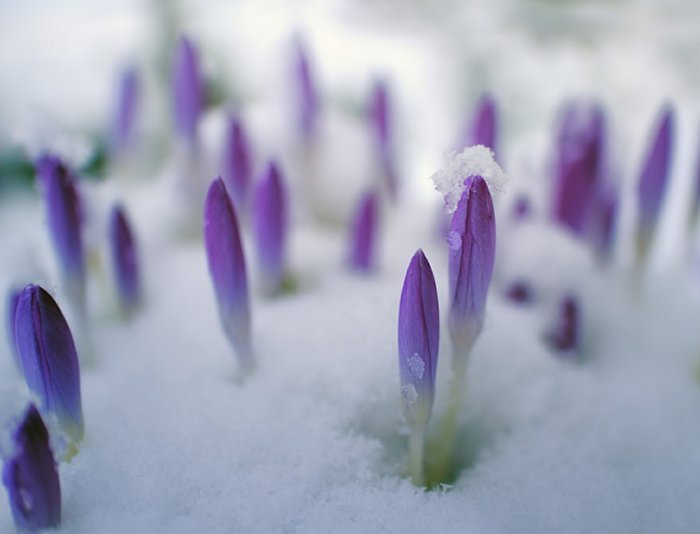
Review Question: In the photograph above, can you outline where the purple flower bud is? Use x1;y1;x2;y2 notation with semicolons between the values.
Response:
2;405;61;531
369;80;398;199
398;250;439;428
512;195;531;222
590;185;618;261
36;155;85;313
14;285;84;444
252;162;288;296
294;38;318;141
468;94;497;155
172;36;203;146
221;116;252;212
636;106;674;260
109;204;141;315
447;176;496;361
505;280;533;305
348;191;379;273
546;294;579;355
110;65;139;156
6;288;20;368
204;177;252;366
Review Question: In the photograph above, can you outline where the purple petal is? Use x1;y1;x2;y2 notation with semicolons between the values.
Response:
204;177;252;365
110;65;139;155
252;162;288;296
468;94;498;155
14;285;84;444
221;116;252;212
2;405;61;531
398;250;439;428
6;288;20;369
348;191;379;273
547;294;579;355
172;36;203;145
294;38;318;141
109;204;141;314
448;175;496;359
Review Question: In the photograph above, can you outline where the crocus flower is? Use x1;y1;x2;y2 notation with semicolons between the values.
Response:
6;288;20;368
109;204;141;315
546;294;579;355
14;285;84;445
36;155;85;315
110;65;139;156
447;175;496;366
2;405;61;531
467;94;498;155
369;80;397;200
636;106;674;263
348;191;379;273
252;162;288;296
221;116;252;213
172;36;203;147
204;177;252;367
293;38;318;142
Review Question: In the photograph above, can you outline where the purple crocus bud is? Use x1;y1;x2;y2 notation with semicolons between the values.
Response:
447;175;496;365
204;177;252;367
294;38;318;142
14;285;84;444
36;155;85;314
369;80;397;200
636;106;674;262
2;405;61;531
221;116;252;212
110;65;139;156
590;185;618;261
546;294;579;355
348;191;379;273
109;204;141;315
172;36;203;146
398;249;439;429
505;280;533;305
467;94;497;155
252;162;288;296
6;288;20;368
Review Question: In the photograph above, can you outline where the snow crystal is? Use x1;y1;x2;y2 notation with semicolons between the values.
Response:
407;353;425;379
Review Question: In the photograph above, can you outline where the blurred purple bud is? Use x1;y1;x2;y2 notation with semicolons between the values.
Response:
468;94;498;155
172;36;203;145
546;295;579;355
2;405;61;531
110;65;139;155
294;38;318;141
512;195;531;221
398;250;439;428
369;80;398;200
14;285;84;444
6;288;20;368
204;178;252;366
590;186;618;261
505;280;533;305
348;191;379;273
221;116;252;212
448;176;496;361
109;204;141;315
253;162;288;296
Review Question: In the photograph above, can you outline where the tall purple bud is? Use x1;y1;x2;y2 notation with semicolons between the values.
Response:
36;155;85;314
109;204;141;316
110;65;139;156
398;250;439;430
221;116;252;212
6;288;20;368
546;294;579;355
552;102;605;236
447;176;496;367
2;405;61;531
294;38;318;142
14;285;84;445
636;106;674;263
468;94;498;155
172;36;203;147
204;178;252;367
252;162;288;296
348;191;379;273
369;80;397;200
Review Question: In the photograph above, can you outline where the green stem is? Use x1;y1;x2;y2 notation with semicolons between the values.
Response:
409;424;426;487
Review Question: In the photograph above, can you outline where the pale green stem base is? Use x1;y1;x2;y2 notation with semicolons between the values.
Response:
409;424;426;487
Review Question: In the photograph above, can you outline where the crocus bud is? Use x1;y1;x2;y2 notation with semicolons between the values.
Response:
110;65;139;156
6;288;20;368
172;36;203;146
468;94;497;155
2;405;61;531
636;106;674;263
221;116;252;213
398;250;439;429
293;38;318;142
14;285;84;446
546;294;579;355
109;204;141;316
369;80;397;200
204;177;252;367
348;191;379;273
590;185;618;262
252;162;288;296
447;175;496;365
36;155;85;315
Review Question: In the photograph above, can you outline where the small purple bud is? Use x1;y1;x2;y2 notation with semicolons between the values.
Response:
109;204;141;315
512;195;531;221
36;155;85;312
467;94;498;155
369;80;397;199
6;288;20;368
221;116;252;212
590;186;618;261
636;106;674;261
348;191;379;273
546;295;579;355
252;162;288;296
398;250;439;428
14;285;84;444
110;65;139;156
294;38;318;141
2;405;61;531
172;36;203;146
505;280;533;305
448;176;496;362
204;178;252;366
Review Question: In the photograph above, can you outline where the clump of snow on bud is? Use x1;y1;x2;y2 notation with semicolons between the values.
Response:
431;145;507;213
